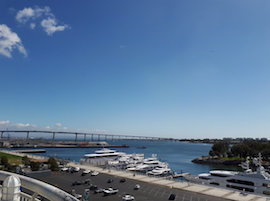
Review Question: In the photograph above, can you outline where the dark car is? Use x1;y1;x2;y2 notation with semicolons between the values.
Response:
72;181;82;186
107;179;113;183
84;179;91;185
94;188;103;194
89;185;98;190
169;193;176;200
120;178;126;183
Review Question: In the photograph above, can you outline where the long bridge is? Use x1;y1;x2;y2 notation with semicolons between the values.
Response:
0;130;173;141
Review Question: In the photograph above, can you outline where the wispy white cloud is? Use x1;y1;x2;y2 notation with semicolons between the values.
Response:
0;24;27;58
16;7;35;23
0;120;9;126
8;7;16;14
15;6;69;36
30;23;36;29
15;6;51;23
55;123;62;127
0;120;109;135
0;121;37;129
41;18;68;36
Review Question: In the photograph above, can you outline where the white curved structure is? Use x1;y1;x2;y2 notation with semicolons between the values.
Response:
2;175;21;201
0;171;79;201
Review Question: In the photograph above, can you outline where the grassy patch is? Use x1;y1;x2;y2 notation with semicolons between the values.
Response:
218;156;245;161
0;152;23;165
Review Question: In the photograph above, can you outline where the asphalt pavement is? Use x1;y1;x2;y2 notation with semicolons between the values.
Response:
41;169;229;201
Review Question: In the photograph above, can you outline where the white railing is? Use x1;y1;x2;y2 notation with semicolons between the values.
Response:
19;192;40;201
0;171;80;201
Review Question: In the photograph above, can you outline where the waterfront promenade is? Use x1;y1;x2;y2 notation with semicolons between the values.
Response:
1;149;269;201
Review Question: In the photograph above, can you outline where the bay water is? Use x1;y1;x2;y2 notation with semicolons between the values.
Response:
18;140;238;175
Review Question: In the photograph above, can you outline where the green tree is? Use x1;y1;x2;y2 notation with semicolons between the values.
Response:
22;156;30;167
30;161;40;171
209;142;229;157
0;155;9;168
48;157;59;171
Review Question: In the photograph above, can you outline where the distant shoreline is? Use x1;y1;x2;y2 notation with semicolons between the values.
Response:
191;157;242;166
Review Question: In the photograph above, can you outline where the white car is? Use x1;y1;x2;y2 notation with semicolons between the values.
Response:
83;169;91;174
103;188;118;195
122;194;135;201
61;167;68;171
91;171;99;176
74;167;80;172
134;184;140;189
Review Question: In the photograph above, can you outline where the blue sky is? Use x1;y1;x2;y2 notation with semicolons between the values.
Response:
1;0;270;139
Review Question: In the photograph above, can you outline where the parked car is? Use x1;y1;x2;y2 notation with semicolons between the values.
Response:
89;185;98;190
168;193;176;200
103;188;118;195
122;194;135;200
73;167;80;172
107;179;113;183
72;181;82;186
82;169;91;176
134;184;140;190
91;171;99;176
61;167;68;171
69;167;75;173
94;188;103;194
120;178;126;183
84;179;91;185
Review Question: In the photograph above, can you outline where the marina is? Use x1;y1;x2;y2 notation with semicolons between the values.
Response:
0;149;268;201
6;140;270;198
16;140;215;176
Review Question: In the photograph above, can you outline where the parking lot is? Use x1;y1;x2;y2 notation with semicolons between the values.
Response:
41;169;228;201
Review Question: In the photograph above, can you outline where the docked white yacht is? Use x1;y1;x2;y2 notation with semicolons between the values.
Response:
185;153;270;196
146;165;172;176
107;153;144;167
82;148;125;159
127;154;167;172
80;148;125;165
